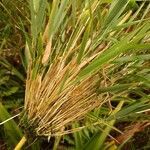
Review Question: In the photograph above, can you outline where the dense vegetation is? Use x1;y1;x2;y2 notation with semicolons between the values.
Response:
0;0;150;149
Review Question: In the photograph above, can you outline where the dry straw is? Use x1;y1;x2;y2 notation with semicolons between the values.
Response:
25;57;103;136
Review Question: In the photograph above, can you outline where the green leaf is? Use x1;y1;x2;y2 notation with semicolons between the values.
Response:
113;54;150;63
77;21;91;64
0;58;24;81
83;101;124;150
108;101;150;121
72;122;83;150
78;43;150;80
104;0;128;28
0;102;23;147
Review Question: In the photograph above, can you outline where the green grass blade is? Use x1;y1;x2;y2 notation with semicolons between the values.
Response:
83;101;124;150
78;43;150;80
0;58;25;81
77;21;91;64
72;122;83;150
104;0;128;28
0;102;23;147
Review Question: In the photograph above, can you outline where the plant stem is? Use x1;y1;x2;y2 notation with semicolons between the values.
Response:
14;136;27;150
53;136;62;150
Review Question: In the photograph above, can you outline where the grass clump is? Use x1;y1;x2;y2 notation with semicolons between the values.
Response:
24;0;150;137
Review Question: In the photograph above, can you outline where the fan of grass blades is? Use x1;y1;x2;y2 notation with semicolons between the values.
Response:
16;0;150;149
